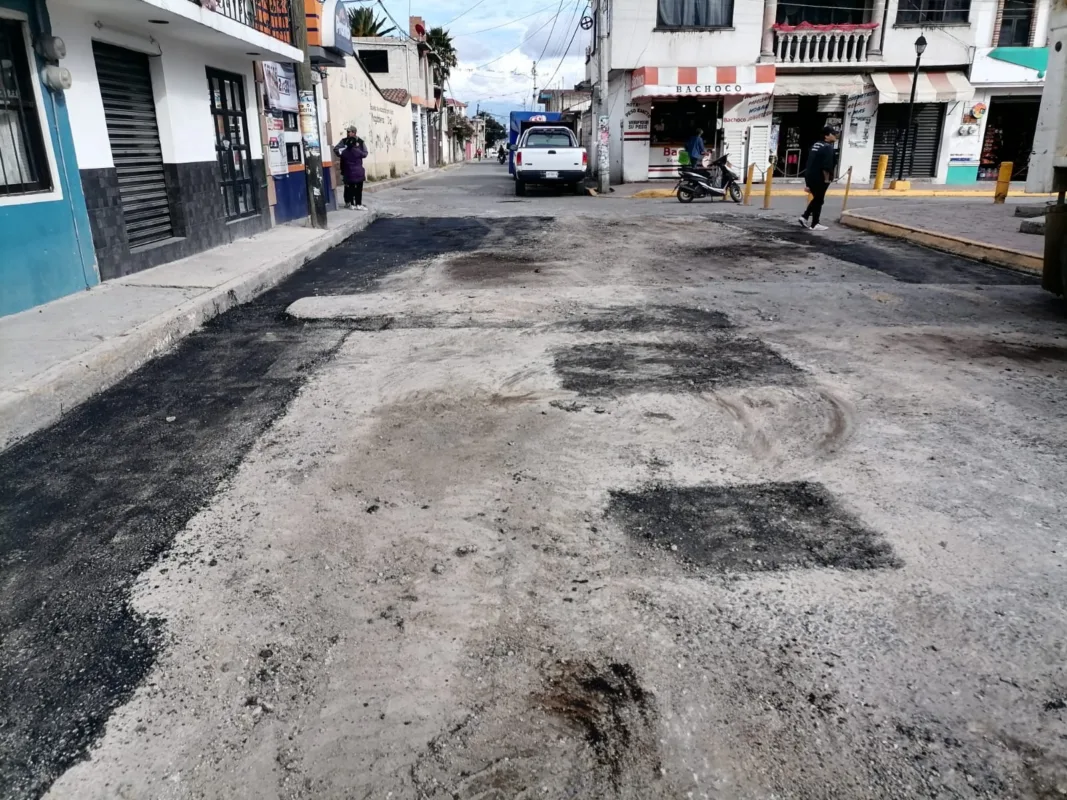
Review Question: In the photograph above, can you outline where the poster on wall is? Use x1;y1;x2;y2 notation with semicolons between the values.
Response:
723;94;772;126
845;87;877;148
263;62;298;113
268;113;287;176
299;90;320;158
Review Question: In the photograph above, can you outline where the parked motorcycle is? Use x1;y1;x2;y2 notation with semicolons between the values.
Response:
675;154;742;204
498;151;507;164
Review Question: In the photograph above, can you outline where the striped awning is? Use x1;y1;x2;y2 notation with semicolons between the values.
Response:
870;71;974;104
630;65;776;99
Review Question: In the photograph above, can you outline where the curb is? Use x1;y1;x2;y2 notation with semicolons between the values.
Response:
0;212;379;453
839;210;1043;276
363;161;464;195
628;187;1055;200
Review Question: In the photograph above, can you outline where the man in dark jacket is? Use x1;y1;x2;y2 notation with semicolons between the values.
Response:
334;126;369;210
799;125;838;231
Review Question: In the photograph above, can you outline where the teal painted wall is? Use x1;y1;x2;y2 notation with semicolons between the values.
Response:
0;0;97;318
946;165;979;185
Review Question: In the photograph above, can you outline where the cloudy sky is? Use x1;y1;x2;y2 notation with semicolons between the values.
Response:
361;0;591;121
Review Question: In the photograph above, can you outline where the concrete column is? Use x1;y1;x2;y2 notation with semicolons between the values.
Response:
869;0;887;55
760;0;778;61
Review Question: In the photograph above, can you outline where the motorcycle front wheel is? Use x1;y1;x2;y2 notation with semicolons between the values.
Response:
677;186;696;204
728;183;742;203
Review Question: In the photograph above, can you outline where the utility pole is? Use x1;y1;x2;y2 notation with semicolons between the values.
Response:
291;0;327;228
532;62;538;110
595;0;610;194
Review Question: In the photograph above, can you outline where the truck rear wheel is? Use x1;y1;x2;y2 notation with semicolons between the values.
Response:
515;179;526;197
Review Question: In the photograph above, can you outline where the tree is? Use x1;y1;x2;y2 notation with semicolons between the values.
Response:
425;27;457;86
349;7;395;37
450;114;475;143
476;111;506;144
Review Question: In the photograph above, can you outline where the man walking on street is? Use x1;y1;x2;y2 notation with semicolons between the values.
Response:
799;126;838;231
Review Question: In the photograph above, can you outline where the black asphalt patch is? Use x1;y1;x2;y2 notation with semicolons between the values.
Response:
734;216;1038;285
554;337;802;396
569;304;731;333
607;481;901;572
0;216;541;799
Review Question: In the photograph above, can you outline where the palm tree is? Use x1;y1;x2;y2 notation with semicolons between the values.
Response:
349;7;395;37
425;26;457;86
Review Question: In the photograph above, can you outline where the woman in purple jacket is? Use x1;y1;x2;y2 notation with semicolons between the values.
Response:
334;125;369;210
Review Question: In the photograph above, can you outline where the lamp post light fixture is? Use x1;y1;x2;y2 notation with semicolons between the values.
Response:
893;33;928;188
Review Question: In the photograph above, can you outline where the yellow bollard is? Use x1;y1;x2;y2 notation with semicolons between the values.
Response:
743;163;755;205
994;161;1013;204
763;168;773;210
873;154;889;191
841;166;854;215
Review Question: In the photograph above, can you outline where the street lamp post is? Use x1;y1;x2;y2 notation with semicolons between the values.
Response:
895;34;928;185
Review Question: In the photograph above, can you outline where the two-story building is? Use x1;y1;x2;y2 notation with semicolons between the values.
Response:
350;16;435;171
589;0;1050;185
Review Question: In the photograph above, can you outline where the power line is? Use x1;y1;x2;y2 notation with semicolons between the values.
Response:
541;1;586;92
442;0;491;28
452;2;562;38
468;11;561;70
535;0;568;66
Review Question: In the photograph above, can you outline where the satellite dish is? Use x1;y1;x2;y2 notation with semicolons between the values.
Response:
415;23;426;36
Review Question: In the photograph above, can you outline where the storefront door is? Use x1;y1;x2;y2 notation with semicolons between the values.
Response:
772;96;842;179
872;103;945;179
978;96;1041;181
648;98;722;178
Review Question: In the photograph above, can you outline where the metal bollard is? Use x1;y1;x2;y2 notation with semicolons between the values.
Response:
873;154;889;191
763;168;773;210
994;162;1013;204
743;163;755;205
841;166;854;215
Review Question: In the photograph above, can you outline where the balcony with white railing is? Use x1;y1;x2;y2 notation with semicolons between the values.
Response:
773;23;879;65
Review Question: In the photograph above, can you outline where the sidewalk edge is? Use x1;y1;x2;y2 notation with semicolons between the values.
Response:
839;211;1043;275
0;213;378;452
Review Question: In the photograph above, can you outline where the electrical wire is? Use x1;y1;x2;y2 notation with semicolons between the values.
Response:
442;0;491;28
534;0;568;66
452;2;562;38
468;11;561;70
541;0;586;92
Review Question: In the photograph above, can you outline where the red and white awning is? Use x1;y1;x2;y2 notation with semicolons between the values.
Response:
870;71;974;104
630;65;776;99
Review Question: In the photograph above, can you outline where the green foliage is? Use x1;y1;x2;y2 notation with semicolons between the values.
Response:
349;7;395;37
476;111;506;144
450;114;475;143
426;26;457;85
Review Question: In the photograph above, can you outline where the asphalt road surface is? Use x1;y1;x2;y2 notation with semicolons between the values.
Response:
3;164;1067;800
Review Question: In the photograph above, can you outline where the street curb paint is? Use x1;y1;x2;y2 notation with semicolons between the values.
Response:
0;212;376;452
626;188;1056;199
839;210;1044;276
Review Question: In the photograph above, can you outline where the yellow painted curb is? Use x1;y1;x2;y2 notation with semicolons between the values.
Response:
839;210;1043;275
628;187;1055;200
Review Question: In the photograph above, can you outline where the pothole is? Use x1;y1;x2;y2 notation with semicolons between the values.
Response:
607;481;901;572
553;338;802;396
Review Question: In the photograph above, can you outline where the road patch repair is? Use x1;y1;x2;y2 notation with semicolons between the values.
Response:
9;208;1067;799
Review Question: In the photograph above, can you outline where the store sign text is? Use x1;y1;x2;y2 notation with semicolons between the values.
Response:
677;84;744;95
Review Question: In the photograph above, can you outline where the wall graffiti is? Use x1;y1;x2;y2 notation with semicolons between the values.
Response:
327;64;414;180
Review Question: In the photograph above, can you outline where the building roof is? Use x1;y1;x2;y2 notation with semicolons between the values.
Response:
380;88;411;106
445;97;467;108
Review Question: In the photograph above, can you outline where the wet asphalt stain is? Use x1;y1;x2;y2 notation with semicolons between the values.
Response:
607;481;901;572
554;338;803;396
0;217;540;799
734;217;1038;285
445;251;548;281
567;304;732;333
886;332;1067;365
537;661;661;792
688;241;797;261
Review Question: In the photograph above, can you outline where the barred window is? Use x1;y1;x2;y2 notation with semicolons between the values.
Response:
0;18;51;196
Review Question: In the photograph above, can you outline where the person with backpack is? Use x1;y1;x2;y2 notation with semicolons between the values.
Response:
334;126;369;211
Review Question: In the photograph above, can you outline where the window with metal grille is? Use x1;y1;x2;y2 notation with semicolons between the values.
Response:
0;18;51;196
896;0;970;25
998;0;1034;46
207;68;257;220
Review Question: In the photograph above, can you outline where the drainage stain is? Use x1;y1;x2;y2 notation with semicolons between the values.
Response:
607;481;900;572
446;251;546;281
554;338;802;396
568;304;731;333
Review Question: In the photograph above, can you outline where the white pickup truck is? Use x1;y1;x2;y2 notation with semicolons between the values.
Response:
513;126;588;196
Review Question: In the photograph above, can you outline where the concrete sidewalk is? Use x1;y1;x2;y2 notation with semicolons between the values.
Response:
0;210;382;451
840;201;1044;274
621;180;1051;200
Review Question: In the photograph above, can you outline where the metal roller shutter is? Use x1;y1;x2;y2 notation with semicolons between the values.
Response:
92;42;173;248
872;103;944;179
774;96;799;113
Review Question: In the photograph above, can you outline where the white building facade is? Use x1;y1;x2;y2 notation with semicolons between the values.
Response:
49;0;302;279
589;0;1050;185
